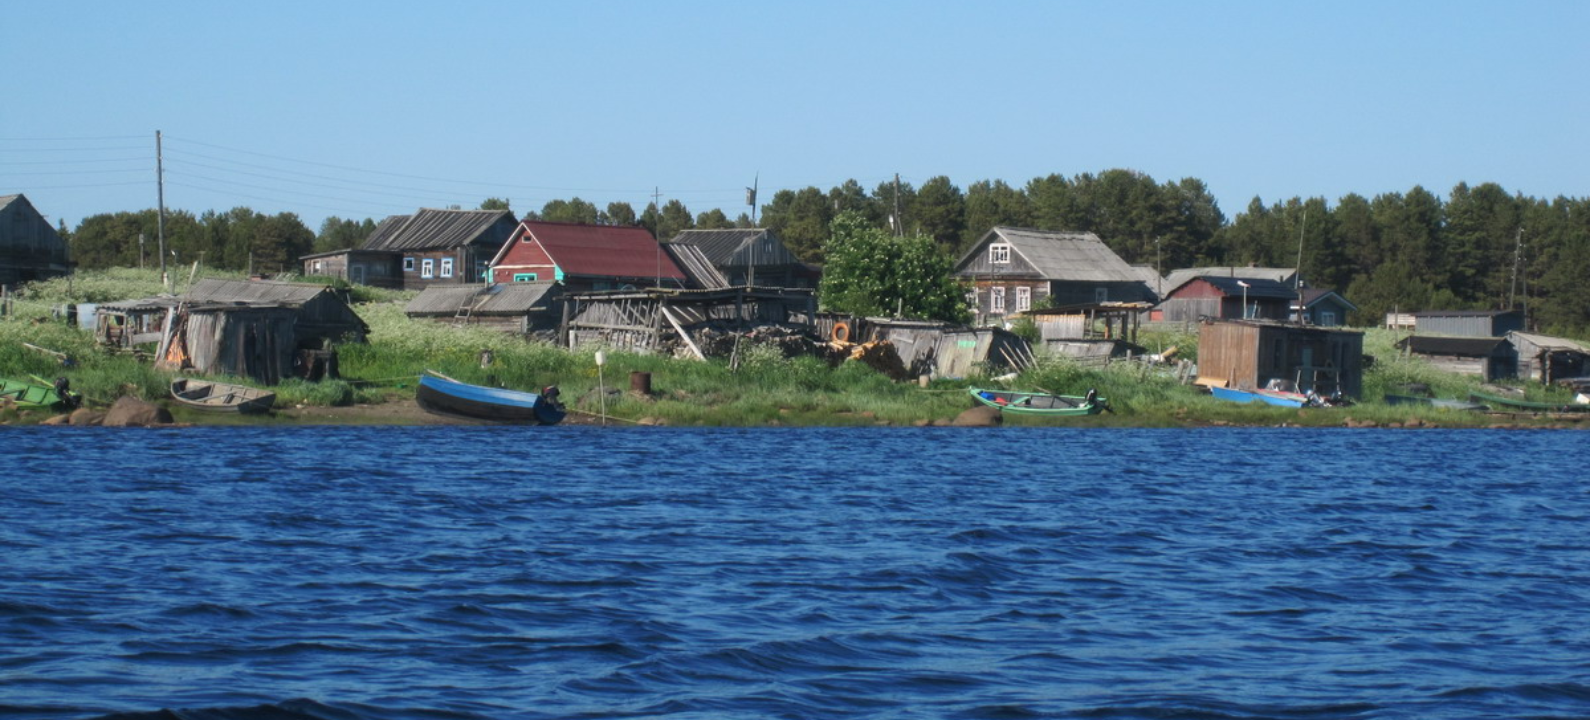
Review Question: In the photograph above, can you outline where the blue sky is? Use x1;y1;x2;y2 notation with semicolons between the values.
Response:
4;1;1585;232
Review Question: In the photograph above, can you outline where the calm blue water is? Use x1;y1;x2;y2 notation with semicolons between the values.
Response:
3;426;1589;720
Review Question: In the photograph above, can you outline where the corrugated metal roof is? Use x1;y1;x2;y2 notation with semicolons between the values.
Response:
405;282;560;315
668;229;797;267
1163;266;1296;291
663;243;730;289
360;208;515;251
524;221;687;281
963;227;1144;282
1192;276;1298;299
186;278;332;306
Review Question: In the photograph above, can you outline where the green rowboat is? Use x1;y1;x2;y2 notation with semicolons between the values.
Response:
969;387;1107;416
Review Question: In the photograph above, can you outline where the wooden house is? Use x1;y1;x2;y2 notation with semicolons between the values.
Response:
1158;276;1296;323
1396;336;1516;380
405;282;566;335
488;220;689;292
665;229;815;288
300;247;404;288
309;208;518;290
1507;331;1590;384
953;227;1153;326
1293;288;1357;327
1413;309;1524;337
0;194;72;291
1197;319;1364;398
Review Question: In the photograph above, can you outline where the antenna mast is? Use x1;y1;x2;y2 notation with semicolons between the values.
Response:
156;130;167;291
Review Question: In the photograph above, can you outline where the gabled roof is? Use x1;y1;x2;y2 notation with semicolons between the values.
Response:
1163;266;1296;291
1297;287;1358;311
668;229;798;267
1507;331;1590;354
186;278;337;306
0;194;24;210
518;221;687;282
1167;275;1297;299
405;282;561;316
959;227;1143;282
359;208;515;251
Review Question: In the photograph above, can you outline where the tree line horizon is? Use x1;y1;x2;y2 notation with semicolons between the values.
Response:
54;168;1590;335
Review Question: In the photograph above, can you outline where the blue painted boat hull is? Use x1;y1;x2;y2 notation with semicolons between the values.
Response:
416;374;566;425
1210;385;1307;408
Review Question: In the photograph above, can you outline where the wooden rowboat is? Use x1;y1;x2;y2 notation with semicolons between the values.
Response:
170;378;277;414
968;387;1107;416
1;375;80;411
415;371;566;425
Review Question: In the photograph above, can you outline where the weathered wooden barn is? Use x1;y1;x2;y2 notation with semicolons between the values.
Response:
185;279;367;344
563;286;817;358
665;228;815;288
1413;309;1524;337
1396;335;1516;380
300;248;403;288
0;194;72;291
405;282;566;334
306;208;518;290
154;303;303;384
1197;319;1364;398
1158;276;1296;323
953;227;1153;326
489;221;689;292
1507;331;1590;384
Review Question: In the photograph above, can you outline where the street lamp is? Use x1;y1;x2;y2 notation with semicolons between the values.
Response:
1237;280;1251;319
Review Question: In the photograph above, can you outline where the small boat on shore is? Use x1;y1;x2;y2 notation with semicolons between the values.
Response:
170;378;277;414
1468;389;1590;414
968;387;1107;416
1;375;81;411
1209;384;1309;408
415;371;566;425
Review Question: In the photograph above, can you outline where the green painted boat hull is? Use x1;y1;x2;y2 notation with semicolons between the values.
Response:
968;387;1106;416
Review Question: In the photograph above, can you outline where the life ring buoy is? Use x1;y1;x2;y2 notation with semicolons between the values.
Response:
831;321;851;344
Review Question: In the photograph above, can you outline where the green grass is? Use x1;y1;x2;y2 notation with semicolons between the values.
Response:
4;269;1587;428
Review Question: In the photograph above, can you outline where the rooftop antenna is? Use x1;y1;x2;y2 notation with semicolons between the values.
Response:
156;130;168;292
652;186;663;288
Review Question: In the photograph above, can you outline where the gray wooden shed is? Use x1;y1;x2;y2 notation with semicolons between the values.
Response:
1413;309;1524;337
405;282;565;334
1396;335;1516;380
0;194;71;290
1507;331;1590;383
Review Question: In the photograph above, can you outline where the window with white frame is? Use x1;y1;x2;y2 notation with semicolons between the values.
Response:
1016;286;1032;312
403;257;416;272
440;258;454;278
989;243;1011;264
421;258;434;278
991;286;1007;313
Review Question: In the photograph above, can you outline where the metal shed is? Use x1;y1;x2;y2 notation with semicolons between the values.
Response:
1413;310;1524;338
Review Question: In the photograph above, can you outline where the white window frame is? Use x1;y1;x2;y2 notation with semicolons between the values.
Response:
989;243;1011;264
1016;286;1032;312
440;258;454;278
421;258;435;279
991;286;1007;313
403;257;416;272
513;273;538;282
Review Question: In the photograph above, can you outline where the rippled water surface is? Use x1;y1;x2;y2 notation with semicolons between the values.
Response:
3;426;1589;720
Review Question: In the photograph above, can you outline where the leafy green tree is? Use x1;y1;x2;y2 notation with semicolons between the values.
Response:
315;216;376;253
695;208;733;229
910;175;966;251
603;201;638;226
817;211;968;323
761;187;834;262
479;198;511;211
657;199;694;241
540;198;599;224
964;179;1032;248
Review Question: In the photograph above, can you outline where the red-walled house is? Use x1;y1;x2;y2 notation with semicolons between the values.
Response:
487;221;689;291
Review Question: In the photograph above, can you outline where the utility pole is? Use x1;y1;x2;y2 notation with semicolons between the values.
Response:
1509;227;1524;310
1294;207;1307;323
652;186;663;287
156;130;167;291
746;173;758;225
892;173;903;236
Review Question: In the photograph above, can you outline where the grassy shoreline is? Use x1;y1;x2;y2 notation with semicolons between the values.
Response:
3;269;1586;430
